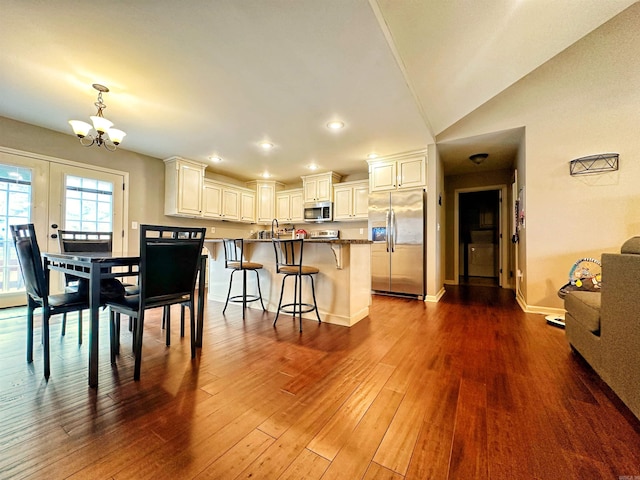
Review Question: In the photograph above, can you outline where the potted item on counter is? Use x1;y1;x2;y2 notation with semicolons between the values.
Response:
295;229;308;239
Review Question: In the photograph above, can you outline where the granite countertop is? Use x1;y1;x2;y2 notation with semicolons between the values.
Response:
204;237;371;245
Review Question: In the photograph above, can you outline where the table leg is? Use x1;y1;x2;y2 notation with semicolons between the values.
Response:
88;264;101;388
196;255;206;347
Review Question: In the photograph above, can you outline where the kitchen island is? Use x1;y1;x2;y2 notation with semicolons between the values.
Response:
203;238;371;327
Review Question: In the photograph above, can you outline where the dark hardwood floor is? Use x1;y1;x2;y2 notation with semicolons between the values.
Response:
0;286;639;479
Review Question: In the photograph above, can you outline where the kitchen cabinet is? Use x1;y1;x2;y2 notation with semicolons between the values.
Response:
164;157;206;217
202;180;251;221
276;188;304;223
302;171;341;203
368;155;426;192
333;180;369;221
247;180;285;224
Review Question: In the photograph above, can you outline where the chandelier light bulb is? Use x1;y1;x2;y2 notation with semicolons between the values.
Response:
68;120;92;138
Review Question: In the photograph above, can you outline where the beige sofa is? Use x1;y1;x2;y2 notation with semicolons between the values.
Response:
564;237;640;420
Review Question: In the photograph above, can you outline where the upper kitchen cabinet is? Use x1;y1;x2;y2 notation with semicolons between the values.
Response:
247;180;285;224
276;188;304;223
368;154;426;192
202;180;255;222
164;156;206;217
333;180;369;221
302;171;341;203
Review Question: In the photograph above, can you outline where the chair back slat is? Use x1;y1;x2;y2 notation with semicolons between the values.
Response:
139;225;206;303
272;239;304;273
223;239;244;266
10;224;47;301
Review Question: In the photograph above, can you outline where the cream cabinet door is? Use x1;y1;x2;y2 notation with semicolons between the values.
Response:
256;182;275;223
276;193;291;222
303;178;319;202
240;191;255;223
316;176;332;201
222;188;240;221
353;183;369;218
176;162;203;215
369;161;397;192
397;156;426;189
289;190;304;222
333;186;353;221
202;180;222;218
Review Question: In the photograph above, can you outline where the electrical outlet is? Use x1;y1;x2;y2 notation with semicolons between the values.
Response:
359;228;364;235
211;227;216;234
131;221;138;230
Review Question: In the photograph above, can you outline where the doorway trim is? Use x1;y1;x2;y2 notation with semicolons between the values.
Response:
453;184;509;287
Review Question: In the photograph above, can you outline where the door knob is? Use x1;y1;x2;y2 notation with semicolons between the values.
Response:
51;234;58;239
51;223;58;229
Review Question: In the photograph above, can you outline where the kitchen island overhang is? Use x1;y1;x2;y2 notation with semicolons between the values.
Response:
204;238;372;327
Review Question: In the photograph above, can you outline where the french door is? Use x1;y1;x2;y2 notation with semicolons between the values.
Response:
0;149;126;307
47;163;125;256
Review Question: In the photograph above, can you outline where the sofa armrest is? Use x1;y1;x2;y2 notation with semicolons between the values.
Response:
600;252;640;419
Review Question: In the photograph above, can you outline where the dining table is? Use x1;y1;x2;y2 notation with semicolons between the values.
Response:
42;252;207;388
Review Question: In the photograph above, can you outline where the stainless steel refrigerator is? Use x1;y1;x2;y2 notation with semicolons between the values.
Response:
368;189;425;297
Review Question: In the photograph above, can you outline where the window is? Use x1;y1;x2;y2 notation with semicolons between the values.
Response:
0;164;32;293
64;175;113;232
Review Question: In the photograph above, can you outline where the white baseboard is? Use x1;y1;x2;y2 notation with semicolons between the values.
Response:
425;287;446;303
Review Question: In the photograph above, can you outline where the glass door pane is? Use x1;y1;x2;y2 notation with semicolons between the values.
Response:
0;164;33;294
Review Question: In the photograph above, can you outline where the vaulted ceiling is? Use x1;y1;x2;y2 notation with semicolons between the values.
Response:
0;1;634;183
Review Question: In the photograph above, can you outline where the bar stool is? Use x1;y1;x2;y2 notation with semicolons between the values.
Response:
272;238;321;332
222;238;266;318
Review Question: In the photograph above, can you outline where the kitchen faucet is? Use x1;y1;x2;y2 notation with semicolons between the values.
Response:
271;218;279;238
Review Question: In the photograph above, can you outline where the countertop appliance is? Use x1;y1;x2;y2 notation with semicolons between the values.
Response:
304;201;332;223
368;189;425;297
309;229;339;239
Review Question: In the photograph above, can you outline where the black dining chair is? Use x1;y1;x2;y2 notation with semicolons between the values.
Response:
107;225;205;380
10;224;90;380
57;230;112;343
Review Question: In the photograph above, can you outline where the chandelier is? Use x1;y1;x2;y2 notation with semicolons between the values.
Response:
69;84;126;151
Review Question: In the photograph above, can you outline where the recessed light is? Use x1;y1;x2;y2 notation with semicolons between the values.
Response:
260;142;273;150
209;156;222;162
367;153;378;159
307;164;319;171
327;121;344;130
261;172;271;178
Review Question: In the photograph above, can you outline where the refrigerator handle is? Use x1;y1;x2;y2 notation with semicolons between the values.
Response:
385;210;390;252
390;209;396;252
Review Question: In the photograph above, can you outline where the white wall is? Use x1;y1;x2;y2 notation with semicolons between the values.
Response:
437;4;640;310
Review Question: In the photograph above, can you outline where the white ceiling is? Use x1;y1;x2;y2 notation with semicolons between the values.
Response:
0;0;635;184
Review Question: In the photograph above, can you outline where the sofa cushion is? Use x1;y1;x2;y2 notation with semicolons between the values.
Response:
565;291;601;334
621;236;640;254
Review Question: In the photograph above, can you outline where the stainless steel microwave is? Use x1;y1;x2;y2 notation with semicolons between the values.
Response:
304;201;333;223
